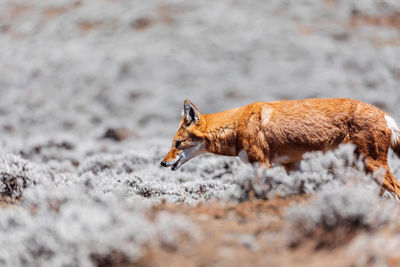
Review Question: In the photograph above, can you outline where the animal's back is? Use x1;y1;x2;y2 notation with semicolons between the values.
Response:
257;98;387;157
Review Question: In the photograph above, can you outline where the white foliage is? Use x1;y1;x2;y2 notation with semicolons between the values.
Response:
285;185;398;246
0;184;197;267
228;145;376;200
0;154;54;199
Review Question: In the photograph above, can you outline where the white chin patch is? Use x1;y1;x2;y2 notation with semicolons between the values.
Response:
170;142;206;171
171;163;181;171
169;153;183;171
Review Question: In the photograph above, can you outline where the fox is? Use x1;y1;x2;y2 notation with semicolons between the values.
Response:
160;98;400;198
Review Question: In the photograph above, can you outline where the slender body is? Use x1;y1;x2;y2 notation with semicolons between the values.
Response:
161;98;400;197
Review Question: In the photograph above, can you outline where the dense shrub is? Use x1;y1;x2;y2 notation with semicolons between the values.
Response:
228;145;375;201
0;184;197;267
0;155;54;200
285;185;397;249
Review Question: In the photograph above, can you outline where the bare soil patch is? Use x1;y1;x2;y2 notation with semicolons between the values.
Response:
134;196;368;267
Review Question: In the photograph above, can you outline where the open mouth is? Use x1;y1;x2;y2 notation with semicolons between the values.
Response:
171;155;183;171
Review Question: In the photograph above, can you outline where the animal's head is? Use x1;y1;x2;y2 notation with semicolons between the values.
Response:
160;100;207;171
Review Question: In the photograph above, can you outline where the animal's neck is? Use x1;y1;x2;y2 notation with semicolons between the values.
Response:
203;108;240;156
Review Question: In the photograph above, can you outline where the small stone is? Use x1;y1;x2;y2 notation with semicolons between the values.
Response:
103;127;131;141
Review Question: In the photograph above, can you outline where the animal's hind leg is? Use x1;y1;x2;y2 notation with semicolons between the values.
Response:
350;123;400;197
365;160;400;198
381;165;400;199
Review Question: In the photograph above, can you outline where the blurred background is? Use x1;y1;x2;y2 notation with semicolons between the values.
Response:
2;1;400;266
1;0;400;146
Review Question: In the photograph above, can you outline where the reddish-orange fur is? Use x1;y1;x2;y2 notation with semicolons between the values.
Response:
161;98;400;198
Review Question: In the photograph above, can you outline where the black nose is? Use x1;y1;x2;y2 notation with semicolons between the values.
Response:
160;161;167;167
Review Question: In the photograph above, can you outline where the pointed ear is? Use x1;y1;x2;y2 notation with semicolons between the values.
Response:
183;100;201;126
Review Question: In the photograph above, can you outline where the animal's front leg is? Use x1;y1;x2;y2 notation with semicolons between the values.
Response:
254;160;271;186
247;159;271;200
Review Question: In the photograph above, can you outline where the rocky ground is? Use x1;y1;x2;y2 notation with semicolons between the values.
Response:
1;0;400;266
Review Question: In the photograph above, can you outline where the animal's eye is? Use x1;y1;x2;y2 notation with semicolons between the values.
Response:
175;140;182;148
